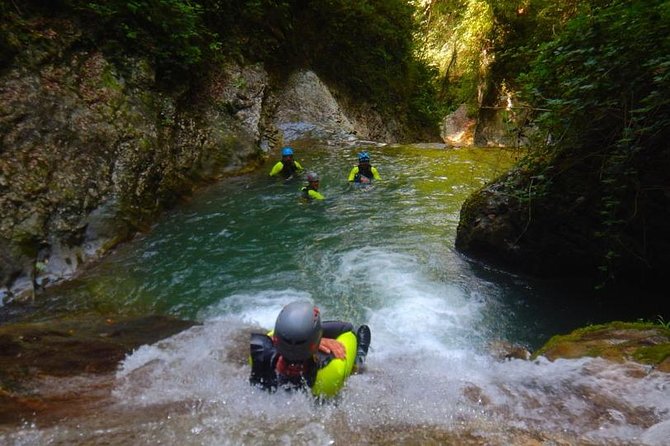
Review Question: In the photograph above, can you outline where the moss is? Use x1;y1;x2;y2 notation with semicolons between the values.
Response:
101;65;122;91
633;344;670;365
533;321;670;365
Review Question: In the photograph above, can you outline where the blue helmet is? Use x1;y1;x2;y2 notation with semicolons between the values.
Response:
281;147;294;157
358;152;370;162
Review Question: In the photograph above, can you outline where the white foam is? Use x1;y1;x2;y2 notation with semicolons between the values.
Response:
102;244;670;444
329;247;484;357
198;289;314;328
107;318;670;445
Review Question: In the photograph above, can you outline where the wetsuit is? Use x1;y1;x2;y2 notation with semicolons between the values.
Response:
270;159;304;179
301;185;325;201
347;164;381;183
249;321;354;392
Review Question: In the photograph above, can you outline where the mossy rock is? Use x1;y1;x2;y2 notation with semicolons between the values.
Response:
533;321;670;372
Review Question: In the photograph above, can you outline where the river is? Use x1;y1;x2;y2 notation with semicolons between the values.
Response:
1;144;669;445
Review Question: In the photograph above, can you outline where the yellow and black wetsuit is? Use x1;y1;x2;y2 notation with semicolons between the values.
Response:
301;185;325;201
347;164;381;183
269;159;304;179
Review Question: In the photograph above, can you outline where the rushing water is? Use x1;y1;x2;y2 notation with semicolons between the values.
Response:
2;144;669;445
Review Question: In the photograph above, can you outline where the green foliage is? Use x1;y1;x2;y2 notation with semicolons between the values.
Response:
0;1;69;70
515;0;670;285
196;0;293;61
657;316;670;330
3;0;442;132
417;0;495;110
285;0;441;127
70;0;211;83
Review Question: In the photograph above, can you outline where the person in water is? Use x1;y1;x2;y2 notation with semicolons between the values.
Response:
301;172;325;201
347;151;381;184
269;146;304;180
249;301;371;393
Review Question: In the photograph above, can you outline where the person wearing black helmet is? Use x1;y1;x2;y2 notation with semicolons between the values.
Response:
269;146;304;180
301;171;324;201
249;301;371;393
347;151;381;185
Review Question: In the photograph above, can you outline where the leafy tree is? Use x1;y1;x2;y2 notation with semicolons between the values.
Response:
71;0;211;82
515;0;670;285
416;0;495;111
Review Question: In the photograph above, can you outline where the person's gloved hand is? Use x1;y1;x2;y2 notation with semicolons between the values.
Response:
318;338;346;359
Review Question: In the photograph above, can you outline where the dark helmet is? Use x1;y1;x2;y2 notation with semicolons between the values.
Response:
358;152;370;162
306;172;319;182
281;147;294;157
274;301;322;361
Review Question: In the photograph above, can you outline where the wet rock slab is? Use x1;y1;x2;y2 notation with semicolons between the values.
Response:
0;314;196;425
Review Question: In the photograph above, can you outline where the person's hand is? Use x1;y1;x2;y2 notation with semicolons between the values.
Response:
318;338;346;359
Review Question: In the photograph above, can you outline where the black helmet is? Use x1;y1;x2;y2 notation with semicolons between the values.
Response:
274;301;322;361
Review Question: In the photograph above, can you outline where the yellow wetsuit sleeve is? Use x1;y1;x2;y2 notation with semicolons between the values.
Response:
371;166;381;180
295;161;304;172
308;189;325;200
269;161;284;176
347;166;358;182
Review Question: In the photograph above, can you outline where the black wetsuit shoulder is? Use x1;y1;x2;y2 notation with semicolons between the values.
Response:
249;333;279;390
321;321;354;339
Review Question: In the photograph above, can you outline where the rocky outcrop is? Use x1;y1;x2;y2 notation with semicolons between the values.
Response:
272;70;357;143
533;321;670;372
456;140;670;289
0;20;271;301
272;70;407;144
440;104;476;147
455;167;606;279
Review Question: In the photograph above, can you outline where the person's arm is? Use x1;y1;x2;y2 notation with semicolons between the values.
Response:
269;162;283;176
347;166;358;182
307;190;325;200
322;321;354;338
319;321;354;359
319;338;346;359
295;161;304;172
372;166;382;180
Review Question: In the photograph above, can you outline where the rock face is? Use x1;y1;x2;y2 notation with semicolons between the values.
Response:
0;40;269;300
456;143;670;289
0;23;406;302
440;104;476;147
273;70;357;143
271;70;406;144
456;168;606;279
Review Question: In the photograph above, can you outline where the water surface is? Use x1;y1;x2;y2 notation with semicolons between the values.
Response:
2;144;668;445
